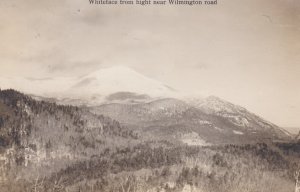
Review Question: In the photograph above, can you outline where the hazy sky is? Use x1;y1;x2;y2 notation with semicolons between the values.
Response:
0;0;299;130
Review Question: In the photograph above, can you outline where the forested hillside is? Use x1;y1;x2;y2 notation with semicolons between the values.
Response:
0;89;299;192
0;89;138;184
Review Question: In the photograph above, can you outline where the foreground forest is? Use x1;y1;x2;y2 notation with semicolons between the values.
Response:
0;89;299;192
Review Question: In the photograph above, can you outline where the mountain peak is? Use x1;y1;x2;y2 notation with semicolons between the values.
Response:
69;66;176;101
0;66;177;105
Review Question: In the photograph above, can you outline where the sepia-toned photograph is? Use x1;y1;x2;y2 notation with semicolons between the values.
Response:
0;0;299;191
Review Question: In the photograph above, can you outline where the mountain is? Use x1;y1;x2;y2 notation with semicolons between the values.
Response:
0;66;292;145
69;66;176;99
90;97;291;145
0;66;176;105
0;89;137;181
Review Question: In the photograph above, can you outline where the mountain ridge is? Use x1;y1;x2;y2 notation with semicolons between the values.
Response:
91;96;291;145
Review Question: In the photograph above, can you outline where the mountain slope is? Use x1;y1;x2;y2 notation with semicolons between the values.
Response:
91;97;291;145
188;96;291;138
0;89;137;181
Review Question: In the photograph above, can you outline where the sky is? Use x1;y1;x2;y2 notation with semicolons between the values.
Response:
0;0;299;132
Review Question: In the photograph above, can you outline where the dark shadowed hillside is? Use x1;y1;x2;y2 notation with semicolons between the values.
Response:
0;89;138;183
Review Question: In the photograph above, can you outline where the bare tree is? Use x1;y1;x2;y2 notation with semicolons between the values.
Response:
119;175;141;192
32;174;45;192
51;174;64;192
295;169;300;192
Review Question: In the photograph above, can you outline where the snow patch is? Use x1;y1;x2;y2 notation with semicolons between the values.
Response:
233;130;244;135
198;120;212;125
214;127;223;132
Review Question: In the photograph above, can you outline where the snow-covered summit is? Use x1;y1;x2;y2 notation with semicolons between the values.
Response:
68;66;176;99
0;66;177;104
